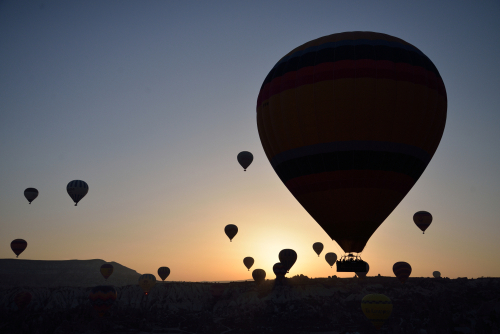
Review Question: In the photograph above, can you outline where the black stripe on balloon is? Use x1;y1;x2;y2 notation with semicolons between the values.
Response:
274;150;427;184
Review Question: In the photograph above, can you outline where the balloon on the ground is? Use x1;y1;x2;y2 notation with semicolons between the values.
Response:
24;188;38;204
393;262;412;284
279;249;297;272
252;269;266;284
273;262;287;279
433;271;441;278
11;239;27;258
237;151;253;171
138;274;156;295
243;257;254;271
257;31;447;254
224;224;238;242
413;211;433;234
67;180;89;206
356;262;370;279
361;294;393;330
89;285;117;317
158;267;170;281
325;252;337;268
312;242;324;257
100;264;113;280
14;291;32;311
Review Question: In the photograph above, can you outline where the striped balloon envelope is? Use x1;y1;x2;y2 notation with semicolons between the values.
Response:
361;294;393;330
88;285;117;317
11;239;27;258
413;211;433;233
100;263;113;280
257;31;447;254
138;274;156;295
393;261;412;284
14;291;32;311
66;180;89;206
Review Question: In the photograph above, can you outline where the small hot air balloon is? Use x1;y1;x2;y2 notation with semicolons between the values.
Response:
433;271;441;279
312;242;324;257
138;274;156;295
361;294;393;330
237;151;253;171
252;269;266;284
158;267;170;281
100;264;113;281
11;239;27;258
89;285;117;317
243;257;254;271
393;262;412;284
24;188;38;204
273;262;287;280
14;291;32;311
413;211;433;234
67;180;89;206
279;249;297;272
224;224;238;242
356;262;370;279
325;252;337;268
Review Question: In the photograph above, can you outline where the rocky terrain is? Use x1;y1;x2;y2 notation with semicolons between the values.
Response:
0;275;499;334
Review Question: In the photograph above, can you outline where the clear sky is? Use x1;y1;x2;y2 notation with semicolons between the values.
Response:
1;1;499;281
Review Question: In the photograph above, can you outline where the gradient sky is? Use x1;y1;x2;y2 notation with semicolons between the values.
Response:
1;1;500;281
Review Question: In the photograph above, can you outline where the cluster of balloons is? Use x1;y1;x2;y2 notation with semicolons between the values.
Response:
23;180;89;206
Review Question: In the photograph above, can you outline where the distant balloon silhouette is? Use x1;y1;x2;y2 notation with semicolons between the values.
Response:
67;180;88;206
325;252;337;268
413;211;433;234
273;262;287;279
433;271;441;278
361;294;393;330
312;242;324;257
393;262;412;284
138;274;156;295
237;151;253;171
243;257;254;271
100;264;113;281
14;291;32;311
89;285;117;317
356;262;370;279
252;269;266;284
279;249;297;272
11;239;27;258
158;267;170;281
224;224;238;242
24;188;38;204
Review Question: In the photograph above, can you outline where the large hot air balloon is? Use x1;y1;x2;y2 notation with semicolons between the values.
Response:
138;274;156;295
312;242;324;257
393;262;412;284
433;271;441;278
257;31;447;256
279;249;297;272
24;188;38;204
413;211;433;234
11;239;27;258
89;285;117;317
356;262;370;279
237;151;253;171
100;264;113;281
361;294;393;330
325;252;337;268
252;269;266;284
14;291;32;311
224;224;238;242
158;267;170;281
273;262;287;279
243;257;254;271
67;180;89;206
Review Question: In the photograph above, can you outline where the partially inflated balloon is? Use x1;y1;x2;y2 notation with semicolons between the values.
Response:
279;249;297;272
24;188;38;204
158;267;170;281
224;224;238;242
361;294;393;330
89;285;117;317
325;252;337;268
67;180;89;206
273;263;287;279
237;151;253;171
138;274;156;295
100;264;113;281
252;269;266;284
312;242;324;257
257;31;447;254
433;271;441;278
14;291;32;311
413;211;433;234
243;257;254;271
393;262;412;284
356;262;370;279
11;239;27;258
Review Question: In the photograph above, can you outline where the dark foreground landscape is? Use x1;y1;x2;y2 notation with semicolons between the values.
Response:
1;275;499;334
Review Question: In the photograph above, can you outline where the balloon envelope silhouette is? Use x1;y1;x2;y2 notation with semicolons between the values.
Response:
158;267;170;281
325;252;337;267
356;262;370;279
393;262;412;283
312;242;324;257
252;269;266;284
11;239;27;258
138;274;156;295
237;151;253;171
24;188;38;204
433;271;441;278
361;294;393;330
100;264;113;280
224;224;238;241
279;249;297;272
243;257;254;271
413;211;433;233
67;180;88;206
257;31;447;253
273;262;287;278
